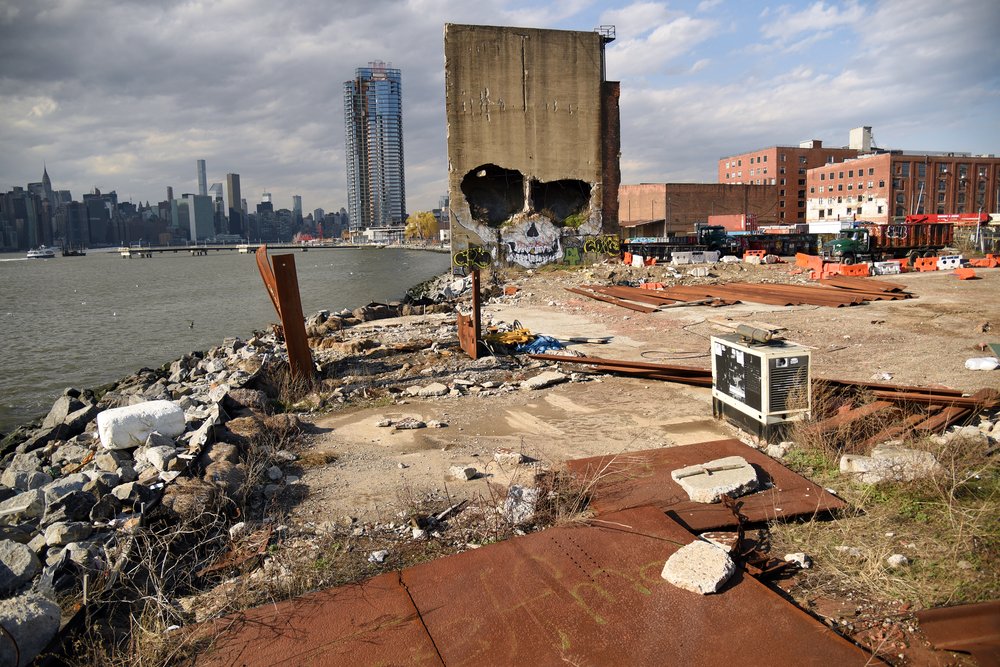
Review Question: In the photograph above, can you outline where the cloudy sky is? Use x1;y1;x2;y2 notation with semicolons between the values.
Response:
1;0;997;215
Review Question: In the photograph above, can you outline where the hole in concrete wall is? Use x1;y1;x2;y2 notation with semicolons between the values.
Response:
461;164;524;227
530;179;590;224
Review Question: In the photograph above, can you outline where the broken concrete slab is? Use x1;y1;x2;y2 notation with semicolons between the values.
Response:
448;466;477;481
417;383;449;397
670;455;758;503
0;592;61;667
840;445;941;484
661;539;735;595
520;371;567;390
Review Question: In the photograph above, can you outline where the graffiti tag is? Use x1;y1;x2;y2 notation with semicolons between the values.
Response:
583;235;621;255
452;246;492;269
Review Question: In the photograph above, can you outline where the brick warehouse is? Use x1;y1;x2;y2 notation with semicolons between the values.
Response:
619;183;776;237
719;140;860;224
806;152;1000;225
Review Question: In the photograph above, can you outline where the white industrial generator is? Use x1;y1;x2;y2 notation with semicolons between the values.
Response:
711;328;812;442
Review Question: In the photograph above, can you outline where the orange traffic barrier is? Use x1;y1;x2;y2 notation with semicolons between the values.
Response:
839;263;870;277
644;257;657;266
914;257;938;272
623;252;632;265
969;254;999;268
953;268;977;280
794;253;811;268
744;250;767;260
640;282;665;290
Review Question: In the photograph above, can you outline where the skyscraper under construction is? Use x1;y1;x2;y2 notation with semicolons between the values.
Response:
344;61;406;231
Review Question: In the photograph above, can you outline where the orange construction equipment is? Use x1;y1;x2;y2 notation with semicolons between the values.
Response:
953;268;977;280
914;257;939;272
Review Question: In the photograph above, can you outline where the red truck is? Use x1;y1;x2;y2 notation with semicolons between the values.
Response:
821;222;954;264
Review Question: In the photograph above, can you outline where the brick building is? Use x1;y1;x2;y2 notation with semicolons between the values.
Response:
806;152;1000;224
619;183;776;237
718;140;860;224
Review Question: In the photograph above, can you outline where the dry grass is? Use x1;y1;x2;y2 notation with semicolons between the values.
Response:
774;422;999;609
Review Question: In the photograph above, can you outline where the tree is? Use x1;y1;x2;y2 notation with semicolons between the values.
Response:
404;211;439;241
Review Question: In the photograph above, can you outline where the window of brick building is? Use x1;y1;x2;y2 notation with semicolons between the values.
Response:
848;170;854;177
827;208;833;215
818;210;825;218
737;159;742;166
857;206;863;215
938;179;947;191
780;212;785;219
847;184;853;190
937;192;945;203
798;179;805;186
877;205;883;214
799;156;807;164
898;162;910;177
779;189;785;196
958;164;968;179
939;164;948;174
820;173;825;180
936;205;945;214
868;168;875;176
810;186;815;193
868;180;874;188
780;153;786;162
780;167;786;174
763;155;767;162
895;205;904;217
879;179;885;188
839;171;844;178
780;178;786;185
846;207;852;214
917;163;926;177
838;184;843;191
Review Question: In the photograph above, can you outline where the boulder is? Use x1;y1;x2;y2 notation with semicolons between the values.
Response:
661;540;735;595
224;388;272;415
42;473;88;505
0;592;61;667
41;490;96;526
15;424;72;454
0;540;41;594
670;456;758;503
89;495;122;523
95;450;130;473
44;521;92;547
0;489;45;521
0;470;52;493
41;395;85;429
520;371;568;390
97;400;186;450
145;446;177;472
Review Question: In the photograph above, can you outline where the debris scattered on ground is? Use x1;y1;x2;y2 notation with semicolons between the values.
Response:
661;539;735;594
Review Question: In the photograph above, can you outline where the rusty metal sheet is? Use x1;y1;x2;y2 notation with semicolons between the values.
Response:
565;439;846;531
401;506;876;666
917;601;1000;666
255;246;314;381
193;572;442;666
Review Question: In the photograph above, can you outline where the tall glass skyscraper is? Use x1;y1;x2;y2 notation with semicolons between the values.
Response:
344;61;406;230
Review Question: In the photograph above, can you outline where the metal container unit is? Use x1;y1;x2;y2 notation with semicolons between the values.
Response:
711;333;811;442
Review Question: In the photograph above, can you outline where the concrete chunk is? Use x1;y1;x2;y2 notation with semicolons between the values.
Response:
670;455;758;503
661;540;735;594
520;371;567;390
96;400;186;450
0;592;61;667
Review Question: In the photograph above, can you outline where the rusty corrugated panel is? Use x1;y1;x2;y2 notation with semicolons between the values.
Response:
917;601;1000;667
565;439;846;531
193;572;443;666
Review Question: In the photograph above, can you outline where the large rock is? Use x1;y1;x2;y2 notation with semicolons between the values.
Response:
97;400;186;450
661;540;735;594
203;461;247;497
0;489;45;521
0;540;41;594
41;395;85;429
42;473;89;505
0;592;61;667
417;382;449;397
44;521;93;547
145;446;178;472
670;456;758;503
520;371;568;390
0;470;51;493
41;490;96;526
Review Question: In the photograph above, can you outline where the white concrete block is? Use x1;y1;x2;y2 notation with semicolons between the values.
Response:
97;400;186;450
661;540;735;594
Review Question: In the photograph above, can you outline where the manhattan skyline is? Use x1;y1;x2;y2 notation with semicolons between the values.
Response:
0;0;997;213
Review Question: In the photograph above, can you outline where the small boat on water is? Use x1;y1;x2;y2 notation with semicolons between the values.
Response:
26;246;57;259
61;246;87;257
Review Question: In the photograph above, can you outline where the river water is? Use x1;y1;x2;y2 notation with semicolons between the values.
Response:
0;247;451;433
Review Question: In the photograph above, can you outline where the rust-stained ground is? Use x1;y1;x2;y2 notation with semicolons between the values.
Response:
196;506;879;667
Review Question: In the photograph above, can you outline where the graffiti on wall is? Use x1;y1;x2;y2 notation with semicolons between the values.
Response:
501;216;564;268
583;235;621;255
452;246;492;270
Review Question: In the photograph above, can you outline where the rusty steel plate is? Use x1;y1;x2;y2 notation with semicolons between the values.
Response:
917;600;1000;666
401;506;876;666
193;572;442;666
565;439;845;531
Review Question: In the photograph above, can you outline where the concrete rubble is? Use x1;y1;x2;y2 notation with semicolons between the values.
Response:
670;455;758;503
839;443;942;484
661;539;735;594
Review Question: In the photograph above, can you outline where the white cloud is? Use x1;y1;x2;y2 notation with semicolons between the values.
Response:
760;1;865;40
599;2;674;38
606;14;717;78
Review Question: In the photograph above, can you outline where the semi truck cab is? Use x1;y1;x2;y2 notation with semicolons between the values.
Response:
823;228;870;263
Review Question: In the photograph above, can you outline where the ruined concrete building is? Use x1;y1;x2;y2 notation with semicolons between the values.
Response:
444;24;620;269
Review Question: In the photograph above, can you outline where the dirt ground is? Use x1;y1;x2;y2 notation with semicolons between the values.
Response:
293;264;999;524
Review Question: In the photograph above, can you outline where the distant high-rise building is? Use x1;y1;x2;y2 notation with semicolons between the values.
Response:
292;195;302;215
183;193;215;242
344;61;406;230
226;173;243;236
197;160;207;196
261;192;272;203
167;186;174;202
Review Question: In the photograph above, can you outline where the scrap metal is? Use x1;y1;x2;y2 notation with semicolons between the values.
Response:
564;439;846;531
254;246;314;381
916;600;1000;666
195;506;879;667
456;268;482;359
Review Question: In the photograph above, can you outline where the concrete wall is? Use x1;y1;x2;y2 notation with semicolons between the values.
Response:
445;23;619;269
